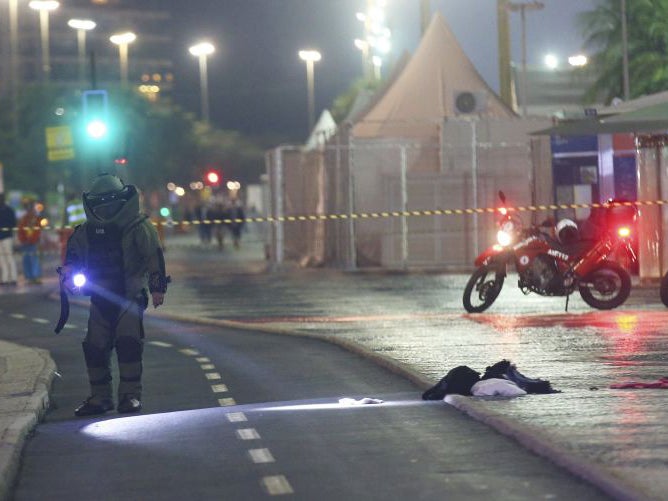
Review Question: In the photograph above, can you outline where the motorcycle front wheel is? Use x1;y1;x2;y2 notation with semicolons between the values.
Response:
463;265;505;313
578;262;631;310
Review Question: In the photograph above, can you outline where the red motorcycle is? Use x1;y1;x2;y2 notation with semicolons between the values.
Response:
463;192;638;313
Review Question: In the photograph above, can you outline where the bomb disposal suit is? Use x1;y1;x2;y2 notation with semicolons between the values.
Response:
63;174;169;416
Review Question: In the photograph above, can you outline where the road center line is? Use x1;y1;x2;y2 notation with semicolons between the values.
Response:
261;475;294;496
200;363;215;370
211;384;228;393
248;448;275;464
148;341;173;348
179;348;200;356
196;357;210;363
205;372;222;380
227;412;247;422
236;428;260;440
10;313;26;319
32;318;49;324
218;397;236;406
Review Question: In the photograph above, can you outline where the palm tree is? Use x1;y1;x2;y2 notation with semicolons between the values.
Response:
578;0;668;103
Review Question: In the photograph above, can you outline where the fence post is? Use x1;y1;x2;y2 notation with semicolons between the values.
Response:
470;120;479;258
274;147;285;267
347;136;357;271
400;145;408;269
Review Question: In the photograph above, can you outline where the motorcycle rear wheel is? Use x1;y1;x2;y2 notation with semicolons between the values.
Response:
463;265;504;313
660;273;668;307
578;262;631;310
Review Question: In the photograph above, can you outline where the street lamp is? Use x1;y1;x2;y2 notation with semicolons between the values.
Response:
29;0;60;82
110;31;137;86
7;0;20;133
544;54;558;70
68;19;96;86
568;54;588;67
189;42;215;123
621;0;630;100
354;39;371;79
372;55;382;80
507;1;544;116
298;49;321;132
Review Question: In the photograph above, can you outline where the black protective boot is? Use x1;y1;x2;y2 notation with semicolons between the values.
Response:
74;397;114;417
117;395;142;414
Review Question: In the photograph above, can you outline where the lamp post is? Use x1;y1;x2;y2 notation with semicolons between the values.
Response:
298;49;321;132
29;0;59;82
621;0;630;100
68;19;96;87
110;31;136;86
507;1;544;116
188;42;215;124
7;0;20;134
354;38;371;79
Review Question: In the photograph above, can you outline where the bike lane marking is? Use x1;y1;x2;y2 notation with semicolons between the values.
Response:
262;475;294;496
172;340;294;496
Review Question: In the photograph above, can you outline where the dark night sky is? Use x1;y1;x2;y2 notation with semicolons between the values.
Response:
167;0;597;143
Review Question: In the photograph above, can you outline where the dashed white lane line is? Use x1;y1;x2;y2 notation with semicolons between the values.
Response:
32;318;49;324
205;372;222;380
248;448;275;464
63;324;77;330
196;357;210;363
148;341;173;348
211;384;228;393
179;348;200;356
10;313;26;319
261;475;294;496
200;363;215;370
218;397;236;406
227;412;247;423
236;428;261;440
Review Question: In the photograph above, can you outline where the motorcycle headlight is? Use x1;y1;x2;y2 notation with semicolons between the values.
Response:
497;230;513;247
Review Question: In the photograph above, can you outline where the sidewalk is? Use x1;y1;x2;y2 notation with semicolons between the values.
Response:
2;229;667;500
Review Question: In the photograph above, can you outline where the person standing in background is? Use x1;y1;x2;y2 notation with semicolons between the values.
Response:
226;199;245;249
0;193;18;285
17;197;42;284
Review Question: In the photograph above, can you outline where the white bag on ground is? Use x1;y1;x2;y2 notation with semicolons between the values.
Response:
471;378;527;397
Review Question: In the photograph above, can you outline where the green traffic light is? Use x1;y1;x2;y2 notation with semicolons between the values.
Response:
86;119;108;140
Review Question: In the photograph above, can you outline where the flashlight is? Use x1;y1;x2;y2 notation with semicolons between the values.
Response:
73;273;87;288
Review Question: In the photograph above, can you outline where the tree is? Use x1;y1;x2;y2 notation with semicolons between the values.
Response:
0;85;265;199
330;77;383;124
578;0;668;103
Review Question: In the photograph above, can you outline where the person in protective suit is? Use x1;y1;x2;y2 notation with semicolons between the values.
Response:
61;173;169;416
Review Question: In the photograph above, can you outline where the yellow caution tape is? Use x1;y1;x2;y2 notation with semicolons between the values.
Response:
0;199;654;233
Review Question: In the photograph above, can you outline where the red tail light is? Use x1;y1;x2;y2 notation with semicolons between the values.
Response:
618;226;631;238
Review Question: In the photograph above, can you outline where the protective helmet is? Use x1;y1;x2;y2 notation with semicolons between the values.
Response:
556;218;579;245
84;173;132;220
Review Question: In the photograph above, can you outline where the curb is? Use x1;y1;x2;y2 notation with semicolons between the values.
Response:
0;344;56;501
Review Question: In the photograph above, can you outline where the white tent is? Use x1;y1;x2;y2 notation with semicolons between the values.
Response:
353;12;515;139
304;110;337;151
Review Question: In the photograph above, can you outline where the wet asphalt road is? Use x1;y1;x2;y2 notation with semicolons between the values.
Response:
0;294;611;500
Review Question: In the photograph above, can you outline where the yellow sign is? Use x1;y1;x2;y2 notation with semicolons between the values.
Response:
45;126;75;162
